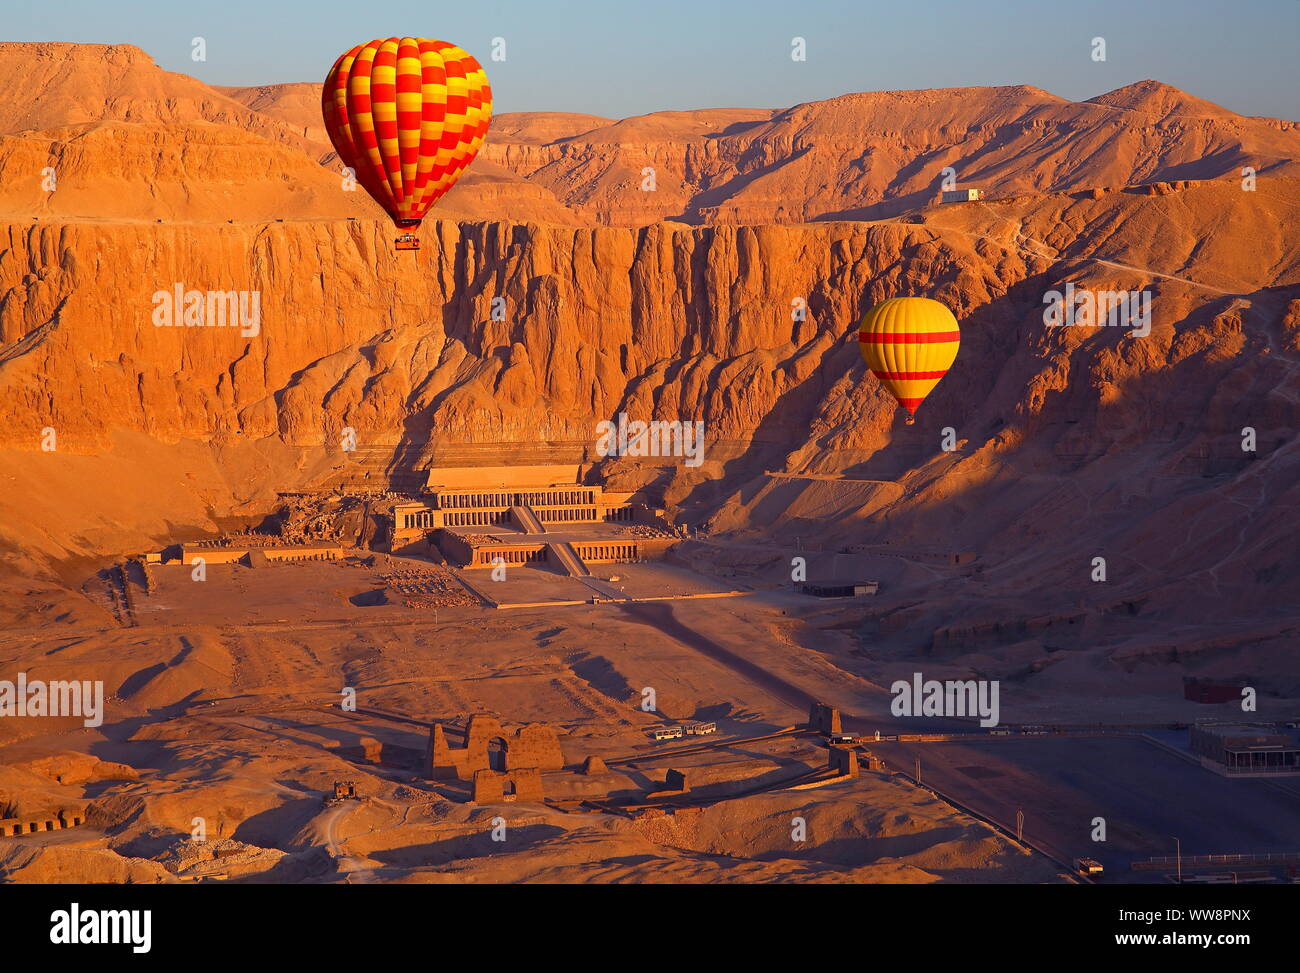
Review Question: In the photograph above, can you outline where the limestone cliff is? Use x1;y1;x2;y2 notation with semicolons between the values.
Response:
2;180;1294;470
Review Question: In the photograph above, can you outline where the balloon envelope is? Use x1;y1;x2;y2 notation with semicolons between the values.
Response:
858;297;960;415
322;37;491;229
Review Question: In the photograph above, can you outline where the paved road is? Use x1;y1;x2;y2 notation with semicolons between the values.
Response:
608;602;1300;884
872;736;1300;882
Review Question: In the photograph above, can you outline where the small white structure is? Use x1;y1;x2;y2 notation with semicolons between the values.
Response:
941;188;983;203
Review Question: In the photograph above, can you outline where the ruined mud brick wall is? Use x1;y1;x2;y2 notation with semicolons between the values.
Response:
462;714;506;774
511;768;544;802
471;768;545;803
827;748;859;776
808;702;842;735
428;715;564;780
427;723;465;780
0;808;86;837
427;714;506;780
505;725;564;772
471;769;504;803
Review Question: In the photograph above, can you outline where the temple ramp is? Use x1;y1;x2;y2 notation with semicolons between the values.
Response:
510;504;545;534
548;541;589;578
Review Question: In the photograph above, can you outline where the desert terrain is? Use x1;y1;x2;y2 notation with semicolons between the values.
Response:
0;41;1297;885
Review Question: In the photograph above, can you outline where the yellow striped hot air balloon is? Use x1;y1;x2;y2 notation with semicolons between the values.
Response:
858;297;960;422
322;37;492;251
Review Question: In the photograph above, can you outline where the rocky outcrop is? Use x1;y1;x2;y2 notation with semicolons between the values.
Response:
0;43;584;226
2;179;1294;465
0;42;324;157
3;45;1297;227
0;43;1295;646
478;83;1300;225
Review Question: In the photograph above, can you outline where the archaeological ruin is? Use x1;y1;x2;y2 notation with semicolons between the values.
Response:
0;807;87;837
808;702;842;736
471;767;545;804
427;714;564;781
388;465;679;568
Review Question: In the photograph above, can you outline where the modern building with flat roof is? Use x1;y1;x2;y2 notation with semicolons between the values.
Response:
1189;724;1300;775
801;581;879;598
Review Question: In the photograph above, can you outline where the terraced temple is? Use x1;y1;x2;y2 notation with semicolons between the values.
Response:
389;465;680;568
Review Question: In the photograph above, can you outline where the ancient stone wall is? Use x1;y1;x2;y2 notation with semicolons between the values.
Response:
471;767;545;803
0;808;86;837
828;748;859;776
808;702;842;735
471;769;504;803
428;714;564;781
506;725;564;772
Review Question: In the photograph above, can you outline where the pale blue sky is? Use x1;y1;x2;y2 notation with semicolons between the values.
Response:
8;0;1298;119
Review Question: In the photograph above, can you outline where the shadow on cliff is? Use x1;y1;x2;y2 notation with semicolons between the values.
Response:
668;147;814;224
673;270;1048;517
675;274;1300;658
834;269;1053;483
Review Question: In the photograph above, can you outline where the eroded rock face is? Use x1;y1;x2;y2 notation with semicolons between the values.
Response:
0;42;324;157
1;179;1294;465
0;42;1296;642
0;177;1295;633
481;82;1300;226
1;43;1297;889
4;44;1298;230
0;43;584;226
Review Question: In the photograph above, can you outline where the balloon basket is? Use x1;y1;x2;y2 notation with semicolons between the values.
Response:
904;416;916;425
394;233;420;252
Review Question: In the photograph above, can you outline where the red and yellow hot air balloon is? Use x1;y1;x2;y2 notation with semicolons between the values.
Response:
322;37;492;251
858;297;960;422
